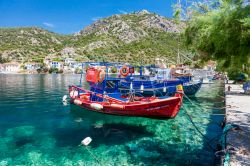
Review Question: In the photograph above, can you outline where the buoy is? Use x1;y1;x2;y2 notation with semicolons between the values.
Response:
140;84;144;93
120;65;130;77
176;84;183;91
90;103;103;110
62;95;67;102
81;137;92;146
70;91;78;98
110;103;125;109
163;87;167;93
74;99;83;105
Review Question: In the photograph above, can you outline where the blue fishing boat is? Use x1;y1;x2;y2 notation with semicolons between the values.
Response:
172;72;203;96
183;81;202;96
119;66;202;96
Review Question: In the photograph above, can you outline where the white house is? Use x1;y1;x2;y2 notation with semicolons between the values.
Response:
204;60;216;71
50;62;63;69
64;58;76;65
25;63;41;70
0;63;20;73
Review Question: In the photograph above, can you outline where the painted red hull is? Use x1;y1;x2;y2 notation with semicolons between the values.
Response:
69;86;183;119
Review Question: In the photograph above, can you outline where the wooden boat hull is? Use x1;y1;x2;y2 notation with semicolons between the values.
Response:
69;86;183;119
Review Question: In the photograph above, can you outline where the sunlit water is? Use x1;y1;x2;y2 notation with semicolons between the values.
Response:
0;74;225;166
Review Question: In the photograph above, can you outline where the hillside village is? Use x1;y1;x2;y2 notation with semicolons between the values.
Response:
0;57;83;74
0;10;194;74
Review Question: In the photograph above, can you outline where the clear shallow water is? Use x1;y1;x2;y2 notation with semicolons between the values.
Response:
0;74;225;166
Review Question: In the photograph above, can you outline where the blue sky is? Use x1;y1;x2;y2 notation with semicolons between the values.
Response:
0;0;176;34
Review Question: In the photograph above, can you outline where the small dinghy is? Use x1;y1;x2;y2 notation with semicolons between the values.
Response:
69;67;184;119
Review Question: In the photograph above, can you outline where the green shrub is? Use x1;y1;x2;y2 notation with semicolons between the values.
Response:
49;68;59;73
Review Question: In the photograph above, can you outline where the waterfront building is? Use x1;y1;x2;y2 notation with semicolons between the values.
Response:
64;58;76;66
24;63;41;70
50;61;63;69
204;60;216;71
0;63;20;73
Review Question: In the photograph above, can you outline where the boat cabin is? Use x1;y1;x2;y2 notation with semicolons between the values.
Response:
85;67;121;94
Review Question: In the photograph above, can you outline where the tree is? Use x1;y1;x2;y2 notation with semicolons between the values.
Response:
0;54;10;63
184;0;250;72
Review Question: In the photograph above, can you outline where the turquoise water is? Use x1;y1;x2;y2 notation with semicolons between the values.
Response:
0;74;225;166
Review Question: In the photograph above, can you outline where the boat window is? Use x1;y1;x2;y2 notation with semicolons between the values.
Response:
140;76;147;80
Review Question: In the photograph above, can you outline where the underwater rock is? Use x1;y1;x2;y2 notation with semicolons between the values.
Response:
137;149;160;159
27;151;42;164
5;126;35;138
0;158;12;166
127;139;161;160
127;143;137;152
0;137;15;152
38;137;56;150
15;137;33;147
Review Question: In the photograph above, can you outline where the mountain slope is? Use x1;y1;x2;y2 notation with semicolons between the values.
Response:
0;27;70;63
0;10;190;64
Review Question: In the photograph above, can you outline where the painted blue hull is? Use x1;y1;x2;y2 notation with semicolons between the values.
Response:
183;81;202;96
120;80;202;96
120;80;181;96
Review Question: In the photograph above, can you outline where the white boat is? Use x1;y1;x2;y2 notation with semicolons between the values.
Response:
202;78;214;84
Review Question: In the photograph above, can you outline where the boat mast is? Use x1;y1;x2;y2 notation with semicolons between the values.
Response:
79;62;84;87
177;0;181;65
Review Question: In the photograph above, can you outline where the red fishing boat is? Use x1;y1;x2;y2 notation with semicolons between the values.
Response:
68;67;184;119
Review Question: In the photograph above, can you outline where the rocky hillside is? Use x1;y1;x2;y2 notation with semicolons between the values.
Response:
0;27;70;63
0;10;190;64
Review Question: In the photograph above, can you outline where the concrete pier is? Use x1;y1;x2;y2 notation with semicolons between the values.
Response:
225;84;250;166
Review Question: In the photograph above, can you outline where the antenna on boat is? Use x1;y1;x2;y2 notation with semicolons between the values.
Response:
103;60;109;97
79;62;84;87
139;66;143;76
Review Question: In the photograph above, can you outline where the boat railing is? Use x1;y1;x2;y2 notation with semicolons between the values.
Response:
119;85;177;97
70;85;127;103
71;85;92;94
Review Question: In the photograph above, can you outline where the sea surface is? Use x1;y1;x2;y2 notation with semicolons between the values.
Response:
0;74;225;166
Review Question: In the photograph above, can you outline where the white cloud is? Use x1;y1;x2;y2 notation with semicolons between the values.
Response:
118;9;128;14
43;22;54;28
91;17;102;21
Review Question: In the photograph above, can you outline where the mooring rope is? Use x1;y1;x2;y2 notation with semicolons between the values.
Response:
218;124;241;166
78;142;104;165
84;146;103;165
180;90;230;153
183;92;225;113
182;92;226;133
182;104;216;151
